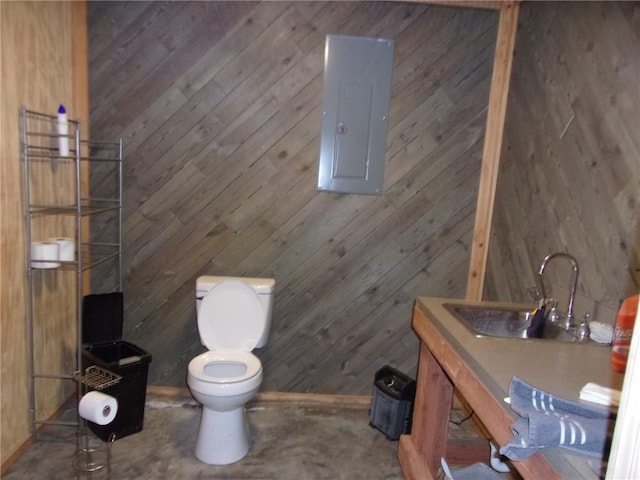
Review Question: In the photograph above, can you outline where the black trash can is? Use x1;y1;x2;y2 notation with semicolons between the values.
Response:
81;293;152;441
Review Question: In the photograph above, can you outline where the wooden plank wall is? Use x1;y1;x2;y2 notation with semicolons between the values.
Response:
87;1;499;393
485;3;639;316
0;2;89;470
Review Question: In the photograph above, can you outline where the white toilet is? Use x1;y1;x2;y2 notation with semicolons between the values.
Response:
187;275;275;465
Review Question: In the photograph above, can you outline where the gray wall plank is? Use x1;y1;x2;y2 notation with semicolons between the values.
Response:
89;1;498;393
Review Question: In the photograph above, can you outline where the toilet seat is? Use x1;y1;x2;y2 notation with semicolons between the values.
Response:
198;279;264;351
188;349;262;384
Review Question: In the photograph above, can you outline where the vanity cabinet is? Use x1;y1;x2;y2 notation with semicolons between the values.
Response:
398;297;622;480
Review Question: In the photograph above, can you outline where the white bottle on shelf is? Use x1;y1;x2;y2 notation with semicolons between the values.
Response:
57;104;69;157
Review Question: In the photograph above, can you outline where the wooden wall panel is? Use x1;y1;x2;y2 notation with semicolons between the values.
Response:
485;3;639;317
88;1;499;393
1;1;87;469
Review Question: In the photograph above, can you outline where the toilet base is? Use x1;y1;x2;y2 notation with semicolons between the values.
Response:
194;406;250;465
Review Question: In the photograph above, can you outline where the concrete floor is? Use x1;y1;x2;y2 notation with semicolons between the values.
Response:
4;388;490;480
4;389;411;480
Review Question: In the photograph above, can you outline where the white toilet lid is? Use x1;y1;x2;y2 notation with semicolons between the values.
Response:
198;279;264;351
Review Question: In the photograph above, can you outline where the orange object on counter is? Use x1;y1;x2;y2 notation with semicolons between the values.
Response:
611;294;640;373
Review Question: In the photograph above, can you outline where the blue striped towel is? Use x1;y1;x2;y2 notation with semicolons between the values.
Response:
500;377;616;461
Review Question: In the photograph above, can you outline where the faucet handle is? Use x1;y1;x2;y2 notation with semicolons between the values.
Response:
575;313;591;341
546;299;560;324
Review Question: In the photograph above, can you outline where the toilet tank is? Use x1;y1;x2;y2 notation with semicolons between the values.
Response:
195;276;276;348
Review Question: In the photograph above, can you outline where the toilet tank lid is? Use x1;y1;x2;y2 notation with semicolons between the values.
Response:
196;276;275;296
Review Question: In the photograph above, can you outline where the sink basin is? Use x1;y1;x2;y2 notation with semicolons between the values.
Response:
443;303;588;343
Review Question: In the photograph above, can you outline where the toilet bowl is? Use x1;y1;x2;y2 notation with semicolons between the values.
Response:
186;277;275;465
188;350;263;464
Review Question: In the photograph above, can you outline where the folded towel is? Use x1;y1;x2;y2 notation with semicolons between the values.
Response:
579;382;621;408
589;321;614;344
500;377;616;461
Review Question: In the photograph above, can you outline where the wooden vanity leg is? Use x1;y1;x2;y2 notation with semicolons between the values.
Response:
399;341;454;480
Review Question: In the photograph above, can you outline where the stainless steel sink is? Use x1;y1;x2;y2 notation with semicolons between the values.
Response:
443;303;585;343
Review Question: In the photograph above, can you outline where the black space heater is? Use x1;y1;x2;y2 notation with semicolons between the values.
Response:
369;365;416;440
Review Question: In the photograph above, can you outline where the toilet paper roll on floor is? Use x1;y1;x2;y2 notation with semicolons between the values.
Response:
78;391;118;425
31;241;61;269
47;237;75;261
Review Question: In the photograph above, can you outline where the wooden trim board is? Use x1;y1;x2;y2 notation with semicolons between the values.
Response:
71;0;91;295
405;0;512;10
466;2;520;300
147;385;373;406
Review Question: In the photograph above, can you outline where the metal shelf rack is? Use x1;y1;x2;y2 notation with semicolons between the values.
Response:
21;106;123;439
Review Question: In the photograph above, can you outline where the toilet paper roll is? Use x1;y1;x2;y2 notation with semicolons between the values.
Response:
48;237;75;261
78;391;118;425
31;241;61;268
31;261;61;269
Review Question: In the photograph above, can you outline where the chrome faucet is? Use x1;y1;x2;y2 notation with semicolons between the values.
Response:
536;252;580;330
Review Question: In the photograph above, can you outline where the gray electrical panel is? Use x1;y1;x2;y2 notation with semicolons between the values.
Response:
317;35;394;195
